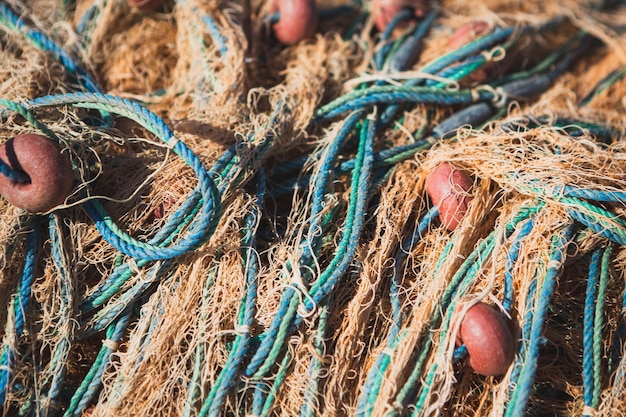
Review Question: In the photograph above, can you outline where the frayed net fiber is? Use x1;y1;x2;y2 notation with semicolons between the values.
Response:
0;0;625;416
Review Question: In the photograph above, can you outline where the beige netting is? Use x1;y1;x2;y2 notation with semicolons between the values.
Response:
0;0;625;416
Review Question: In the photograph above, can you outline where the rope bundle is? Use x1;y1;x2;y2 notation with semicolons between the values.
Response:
0;0;625;416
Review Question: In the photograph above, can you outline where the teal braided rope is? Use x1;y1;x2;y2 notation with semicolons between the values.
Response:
243;114;374;380
245;115;374;415
567;209;626;246
373;8;414;70
387;9;438;72
0;3;102;95
503;218;536;312
63;310;132;417
357;208;438;416
302;110;363;266
0;216;39;406
76;2;100;36
200;171;265;417
24;92;223;261
104;286;166;408
579;66;626;106
428;54;489;88
506;275;538;405
201;14;228;57
182;264;218;417
79;260;173;337
81;104;281;313
0;158;29;183
0;99;62;142
257;351;293;417
39;214;73;415
303;115;376;306
4;91;72;179
80;191;202;312
412;233;499;414
583;248;601;415
517;184;626;244
300;305;330;417
390;204;542;415
314;87;492;120
416;26;516;81
592;245;612;409
28;93;175;149
555;196;626;231
492;30;588;88
393;235;497;412
504;223;576;417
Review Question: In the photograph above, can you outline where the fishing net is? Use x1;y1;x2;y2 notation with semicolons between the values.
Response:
0;0;625;416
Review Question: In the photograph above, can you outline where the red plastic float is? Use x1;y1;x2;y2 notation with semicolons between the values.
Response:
425;162;474;231
0;134;74;213
127;0;165;12
458;302;515;376
370;0;430;32
270;0;318;45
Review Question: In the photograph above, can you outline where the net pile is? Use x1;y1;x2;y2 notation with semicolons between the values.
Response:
0;0;625;416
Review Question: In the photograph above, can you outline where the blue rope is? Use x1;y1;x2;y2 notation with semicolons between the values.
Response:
23;92;223;261
0;3;101;94
302;110;364;265
592;245;612;408
242;113;362;379
374;8;414;70
200;170;266;417
390;203;542;415
76;3;100;35
300;305;330;417
388;9;437;72
79;260;173;337
201;14;228;57
579;66;626;106
40;214;73;415
503;218;535;312
506;277;537;402
504;223;575;417
305;115;376;306
314;87;492;120
567;208;626;246
0;157;30;183
245;114;375;397
182;264;218;417
356;208;437;416
63;309;132;417
582;248;602;412
0;216;40;405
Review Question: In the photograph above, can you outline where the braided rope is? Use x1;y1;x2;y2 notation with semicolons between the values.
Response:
0;3;101;94
504;224;575;417
63;310;132;417
200;171;265;417
22;92;223;261
0;217;39;405
583;248;602;414
357;208;437;416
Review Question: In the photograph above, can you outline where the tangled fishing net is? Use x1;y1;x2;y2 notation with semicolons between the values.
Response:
1;0;626;416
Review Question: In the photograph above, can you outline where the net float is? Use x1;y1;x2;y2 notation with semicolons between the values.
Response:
448;20;490;50
425;162;473;231
0;134;74;213
126;0;166;11
370;0;429;33
270;0;318;45
458;302;515;376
